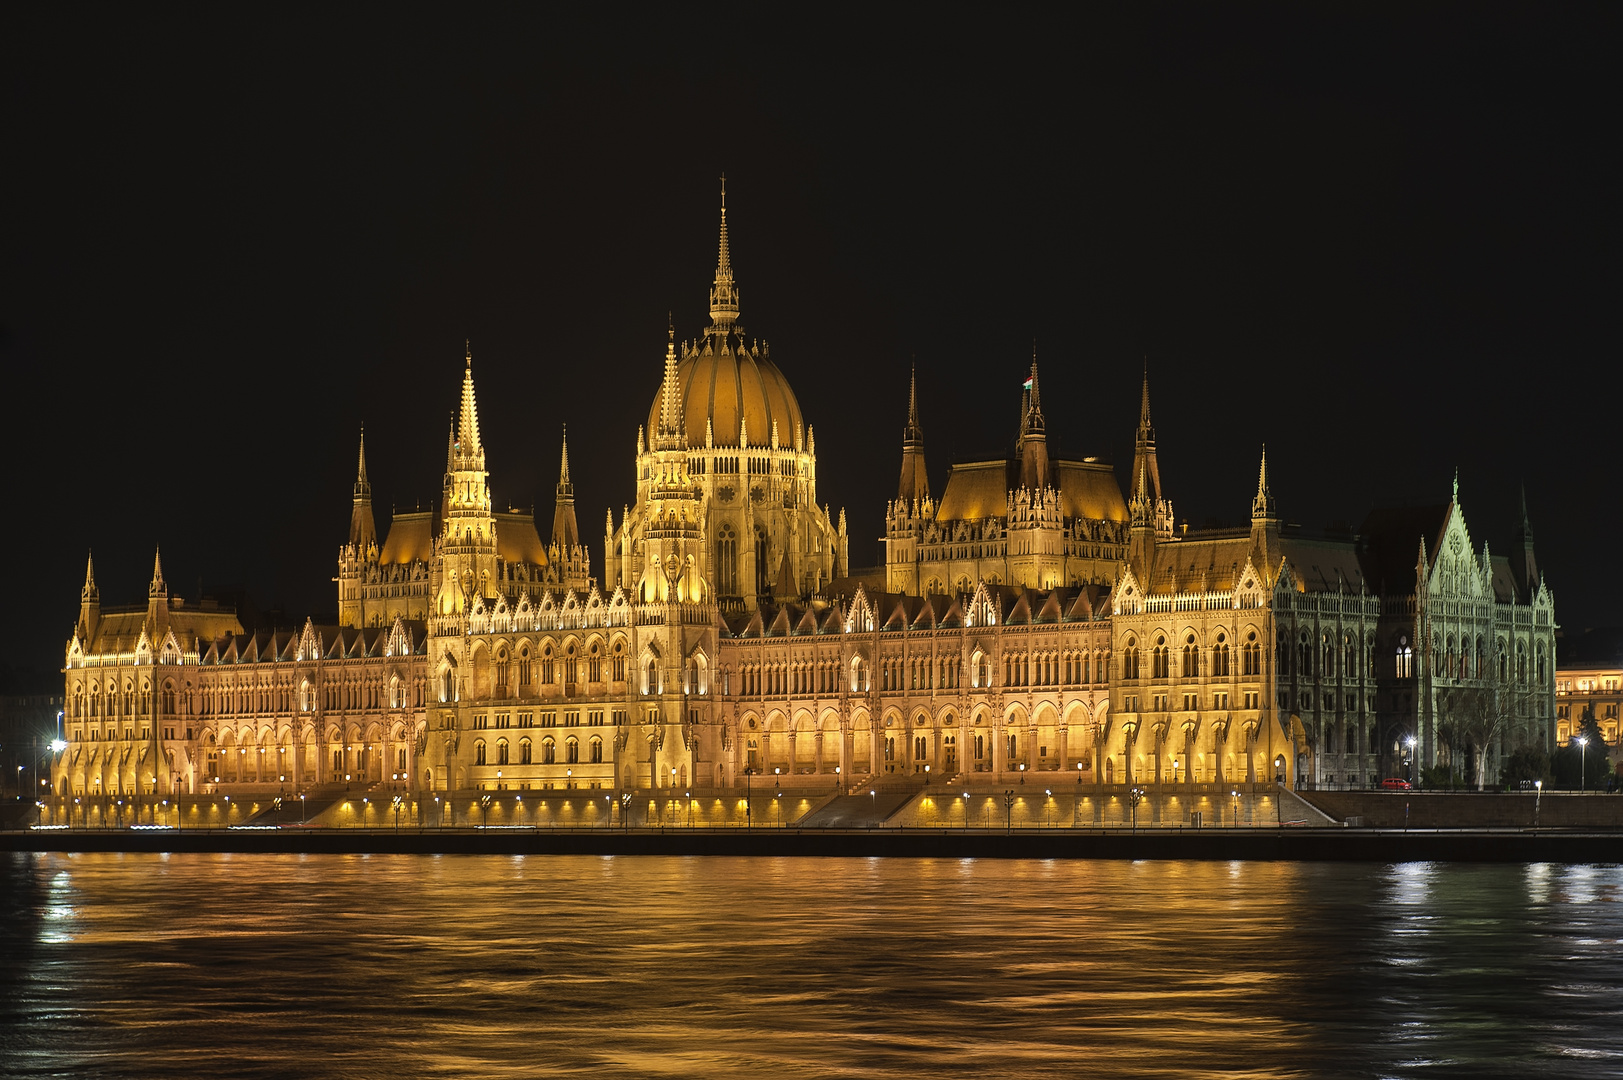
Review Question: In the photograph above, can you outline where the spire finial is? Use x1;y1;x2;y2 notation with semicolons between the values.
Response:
355;424;370;498
456;348;483;456
1139;356;1153;431
465;339;471;366
83;550;97;599
558;424;572;489
1252;443;1276;520
1452;467;1459;500
149;547;166;597
708;178;740;331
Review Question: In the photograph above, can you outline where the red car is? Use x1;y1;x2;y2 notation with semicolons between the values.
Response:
1380;778;1412;791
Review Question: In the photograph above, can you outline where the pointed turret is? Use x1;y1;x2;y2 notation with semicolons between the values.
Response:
707;175;740;334
1251;444;1276;521
1512;482;1539;597
551;425;581;551
1128;362;1172;575
78;550;100;644
898;363;930;505
656;316;686;451
1249;444;1280;573
455;342;484;464
1016;353;1049;492
348;425;378;552
1130;362;1164;517
146;546;170;636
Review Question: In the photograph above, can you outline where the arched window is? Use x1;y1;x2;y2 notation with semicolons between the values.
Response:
474;740;487;766
1183;635;1199;679
1152;636;1169;680
755;525;770;596
612;640;626;682
520;739;532;764
589;737;603;764
588;641;602;683
718;523;738;596
645;659;659;695
1322;634;1335;679
496;739;509;765
542;738;556;765
564;644;578;685
1396;637;1413;679
1122;639;1139;681
518;647;532;687
541;645;555;684
565;738;579;765
1516;641;1527;683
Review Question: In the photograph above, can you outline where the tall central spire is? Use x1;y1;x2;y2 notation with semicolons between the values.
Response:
708;175;740;333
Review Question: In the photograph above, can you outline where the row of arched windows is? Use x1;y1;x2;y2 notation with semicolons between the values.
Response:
1121;631;1260;681
472;735;604;766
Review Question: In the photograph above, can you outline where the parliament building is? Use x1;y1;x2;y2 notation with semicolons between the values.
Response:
51;193;1560;823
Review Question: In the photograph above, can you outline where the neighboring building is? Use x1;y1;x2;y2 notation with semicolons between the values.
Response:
1556;626;1623;769
50;190;1561;812
1;689;63;799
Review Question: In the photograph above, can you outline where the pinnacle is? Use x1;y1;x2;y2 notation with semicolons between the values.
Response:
84;550;96;591
355;424;370;496
558;424;572;489
457;348;483;455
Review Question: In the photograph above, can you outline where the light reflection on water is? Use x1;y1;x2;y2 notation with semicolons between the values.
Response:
1;853;1621;1078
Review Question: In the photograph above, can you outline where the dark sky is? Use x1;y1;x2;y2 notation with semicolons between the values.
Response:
4;6;1617;685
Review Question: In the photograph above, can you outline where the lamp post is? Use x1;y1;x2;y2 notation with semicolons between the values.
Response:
834;765;841;795
1128;785;1144;832
1534;778;1543;828
393;795;403;833
1044;788;1053;828
1579;736;1589;792
1003;789;1015;833
479;794;492;828
745;768;752;830
1405;735;1417;786
1232;789;1241;828
961;791;969;830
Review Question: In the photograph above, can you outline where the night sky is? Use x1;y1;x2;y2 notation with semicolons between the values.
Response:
4;7;1616;685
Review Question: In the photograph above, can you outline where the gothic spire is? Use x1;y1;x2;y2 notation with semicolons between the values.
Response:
708;176;740;333
349;425;378;551
354;424;371;499
557;424;573;493
1016;350;1050;491
551;424;580;551
1252;444;1276;520
898;362;930;505
457;342;483;458
657;316;686;449
82;550;98;601
149;547;166;597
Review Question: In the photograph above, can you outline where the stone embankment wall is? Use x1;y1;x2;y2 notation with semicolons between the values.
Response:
1300;791;1623;829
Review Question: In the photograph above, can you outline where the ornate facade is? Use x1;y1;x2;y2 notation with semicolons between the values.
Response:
51;191;1560;818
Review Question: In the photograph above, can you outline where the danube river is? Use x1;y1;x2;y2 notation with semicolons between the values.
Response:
1;853;1620;1078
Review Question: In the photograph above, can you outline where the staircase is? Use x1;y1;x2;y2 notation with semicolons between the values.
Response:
797;790;918;829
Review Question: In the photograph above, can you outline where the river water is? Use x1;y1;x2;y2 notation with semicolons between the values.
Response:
1;853;1620;1079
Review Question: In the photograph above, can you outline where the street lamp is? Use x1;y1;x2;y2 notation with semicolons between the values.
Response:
1128;785;1145;832
1534;778;1543;827
1232;789;1241;828
1003;789;1015;833
1579;736;1589;791
392;795;403;832
1405;735;1417;785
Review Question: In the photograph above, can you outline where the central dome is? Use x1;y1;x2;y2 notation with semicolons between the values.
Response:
647;338;804;450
